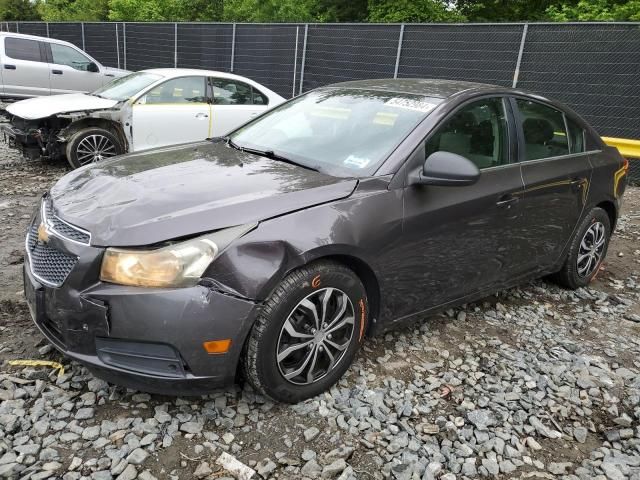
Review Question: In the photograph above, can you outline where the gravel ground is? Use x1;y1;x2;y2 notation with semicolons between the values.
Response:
0;142;639;480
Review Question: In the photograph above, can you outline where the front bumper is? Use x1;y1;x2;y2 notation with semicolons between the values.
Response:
23;206;259;395
0;123;40;160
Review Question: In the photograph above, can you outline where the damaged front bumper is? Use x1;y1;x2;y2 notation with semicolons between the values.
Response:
23;205;260;395
0;123;42;160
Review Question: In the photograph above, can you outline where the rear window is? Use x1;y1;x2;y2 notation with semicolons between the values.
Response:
566;117;586;154
517;99;570;161
5;37;42;62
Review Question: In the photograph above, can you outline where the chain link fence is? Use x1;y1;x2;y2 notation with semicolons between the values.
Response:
4;21;640;176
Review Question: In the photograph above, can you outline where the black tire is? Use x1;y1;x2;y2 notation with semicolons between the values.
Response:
65;127;124;169
243;261;368;403
551;207;611;289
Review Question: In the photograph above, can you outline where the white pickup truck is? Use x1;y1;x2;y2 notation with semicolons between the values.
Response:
0;32;128;99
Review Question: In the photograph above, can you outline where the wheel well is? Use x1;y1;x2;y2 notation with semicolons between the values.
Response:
314;254;381;336
63;118;128;151
597;200;617;231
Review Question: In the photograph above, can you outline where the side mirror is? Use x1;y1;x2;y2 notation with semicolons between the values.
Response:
409;151;480;187
87;62;99;73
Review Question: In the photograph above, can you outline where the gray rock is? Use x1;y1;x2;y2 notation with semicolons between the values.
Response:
322;459;347;478
304;426;320;442
126;448;149;466
115;464;137;480
256;458;276;478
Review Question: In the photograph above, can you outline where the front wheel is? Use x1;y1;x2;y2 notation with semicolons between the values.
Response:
243;261;368;403
551;207;611;289
66;128;124;169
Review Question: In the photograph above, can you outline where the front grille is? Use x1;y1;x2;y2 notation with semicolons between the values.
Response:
43;197;91;245
26;224;77;287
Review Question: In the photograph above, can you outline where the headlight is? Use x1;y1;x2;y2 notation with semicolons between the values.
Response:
100;223;256;288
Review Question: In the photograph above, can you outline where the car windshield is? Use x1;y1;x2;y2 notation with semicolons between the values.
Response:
230;88;441;177
92;72;163;101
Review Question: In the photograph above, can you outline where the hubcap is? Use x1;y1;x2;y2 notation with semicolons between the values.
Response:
76;134;117;165
577;221;606;278
276;287;355;385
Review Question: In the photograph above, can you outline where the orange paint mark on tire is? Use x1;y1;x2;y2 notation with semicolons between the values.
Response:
311;275;321;288
358;298;366;341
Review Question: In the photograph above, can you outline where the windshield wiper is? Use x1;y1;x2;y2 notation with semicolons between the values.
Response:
225;138;319;172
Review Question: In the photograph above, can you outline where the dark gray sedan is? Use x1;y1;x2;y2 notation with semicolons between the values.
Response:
24;79;628;402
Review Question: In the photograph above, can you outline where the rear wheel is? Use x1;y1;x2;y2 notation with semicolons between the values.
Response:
66;128;123;169
552;207;611;289
243;261;368;403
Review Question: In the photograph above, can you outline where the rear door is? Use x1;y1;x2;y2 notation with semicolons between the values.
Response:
1;36;50;97
512;97;592;274
209;78;270;136
131;75;211;151
47;41;103;94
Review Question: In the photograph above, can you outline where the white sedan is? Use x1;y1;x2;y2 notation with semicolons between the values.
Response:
2;68;285;168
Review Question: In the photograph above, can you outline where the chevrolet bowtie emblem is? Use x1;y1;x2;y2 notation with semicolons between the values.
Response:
37;223;49;243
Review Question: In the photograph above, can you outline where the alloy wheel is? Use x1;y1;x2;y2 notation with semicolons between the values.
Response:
577;221;606;278
276;287;355;385
76;134;117;165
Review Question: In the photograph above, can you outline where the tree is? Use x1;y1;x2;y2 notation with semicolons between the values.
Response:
311;0;368;22
38;0;108;21
455;0;559;21
108;0;222;21
546;0;640;21
368;0;465;22
0;0;41;20
221;0;313;22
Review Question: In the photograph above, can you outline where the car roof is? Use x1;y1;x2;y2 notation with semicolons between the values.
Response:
141;68;263;83
0;31;74;45
324;78;505;99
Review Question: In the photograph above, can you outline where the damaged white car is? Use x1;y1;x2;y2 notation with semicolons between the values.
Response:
1;68;285;168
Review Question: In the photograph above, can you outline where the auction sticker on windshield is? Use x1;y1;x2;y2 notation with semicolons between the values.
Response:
385;98;438;113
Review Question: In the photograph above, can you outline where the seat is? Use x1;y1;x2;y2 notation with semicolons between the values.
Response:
523;118;554;160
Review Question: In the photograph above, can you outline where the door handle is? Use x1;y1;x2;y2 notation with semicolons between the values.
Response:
4;64;16;70
52;69;63;75
496;195;519;208
249;112;259;117
195;113;209;119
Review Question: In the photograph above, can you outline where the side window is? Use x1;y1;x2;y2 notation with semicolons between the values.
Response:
517;99;570;160
252;88;269;106
141;77;207;105
211;79;252;105
50;43;92;71
5;37;42;62
566;117;586;154
425;97;509;169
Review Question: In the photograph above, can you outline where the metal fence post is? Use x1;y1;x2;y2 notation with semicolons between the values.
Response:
292;26;299;98
123;23;127;70
81;23;85;51
46;22;50;37
394;24;405;79
174;23;178;68
15;22;19;33
512;23;528;88
230;23;236;72
299;24;308;95
115;23;120;69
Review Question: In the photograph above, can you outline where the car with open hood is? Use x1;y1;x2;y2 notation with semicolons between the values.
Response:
2;68;285;168
24;79;627;402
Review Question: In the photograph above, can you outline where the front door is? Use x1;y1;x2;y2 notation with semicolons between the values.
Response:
210;78;269;137
132;76;211;151
512;98;591;274
47;42;103;94
2;36;50;97
385;97;526;321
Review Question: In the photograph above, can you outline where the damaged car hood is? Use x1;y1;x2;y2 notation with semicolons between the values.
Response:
6;93;119;120
50;141;358;246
